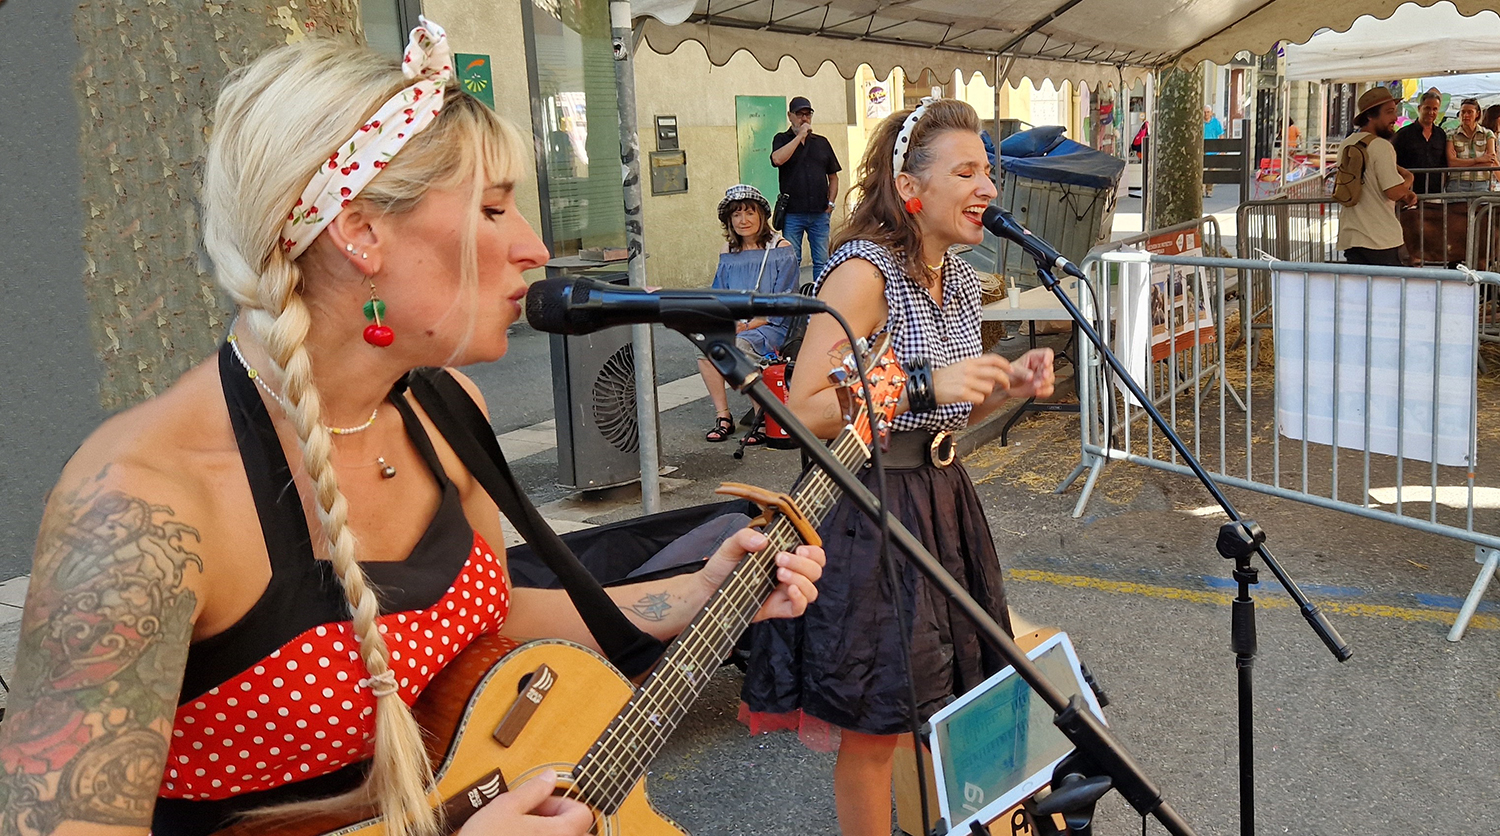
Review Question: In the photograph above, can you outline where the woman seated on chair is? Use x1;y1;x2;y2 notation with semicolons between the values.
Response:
700;184;800;443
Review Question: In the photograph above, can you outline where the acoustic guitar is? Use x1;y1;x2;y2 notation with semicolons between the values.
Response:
214;339;907;836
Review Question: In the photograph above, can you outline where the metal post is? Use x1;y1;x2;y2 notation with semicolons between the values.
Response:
610;0;661;513
1144;69;1156;226
1245;61;1258;197
1318;81;1329;177
994;54;1004;199
1278;75;1290;193
993;54;1013;275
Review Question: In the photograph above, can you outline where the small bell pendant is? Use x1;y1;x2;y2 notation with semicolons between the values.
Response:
378;457;397;479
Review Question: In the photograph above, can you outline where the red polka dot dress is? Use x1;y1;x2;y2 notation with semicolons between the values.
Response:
161;540;512;800
153;351;519;836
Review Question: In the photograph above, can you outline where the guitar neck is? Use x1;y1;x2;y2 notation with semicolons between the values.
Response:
573;428;871;813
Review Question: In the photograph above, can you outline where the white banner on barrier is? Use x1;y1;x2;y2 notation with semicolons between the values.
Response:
1273;271;1476;467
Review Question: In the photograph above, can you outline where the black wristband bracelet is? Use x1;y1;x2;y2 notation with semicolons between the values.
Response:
905;356;937;414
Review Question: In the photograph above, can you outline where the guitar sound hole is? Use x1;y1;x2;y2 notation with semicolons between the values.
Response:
516;671;534;693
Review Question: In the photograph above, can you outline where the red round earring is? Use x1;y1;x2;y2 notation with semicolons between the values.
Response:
362;288;394;347
904;197;923;214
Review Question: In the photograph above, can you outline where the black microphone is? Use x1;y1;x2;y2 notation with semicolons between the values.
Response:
981;205;1088;281
525;277;829;336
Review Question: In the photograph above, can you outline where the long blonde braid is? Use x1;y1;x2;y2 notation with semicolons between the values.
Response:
204;37;525;836
243;274;438;836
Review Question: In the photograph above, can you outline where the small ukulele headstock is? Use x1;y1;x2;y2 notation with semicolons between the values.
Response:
827;333;908;448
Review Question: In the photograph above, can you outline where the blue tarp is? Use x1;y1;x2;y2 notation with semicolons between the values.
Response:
996;126;1125;191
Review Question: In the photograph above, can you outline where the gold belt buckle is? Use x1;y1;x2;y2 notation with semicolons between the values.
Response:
928;431;956;467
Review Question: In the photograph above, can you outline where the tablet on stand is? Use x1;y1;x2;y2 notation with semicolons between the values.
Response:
927;632;1108;836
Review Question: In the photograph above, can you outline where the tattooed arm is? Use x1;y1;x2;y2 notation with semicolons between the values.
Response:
501;529;823;647
785;257;887;439
0;468;203;836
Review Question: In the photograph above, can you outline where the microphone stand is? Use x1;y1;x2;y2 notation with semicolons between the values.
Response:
681;319;1199;836
1027;256;1354;836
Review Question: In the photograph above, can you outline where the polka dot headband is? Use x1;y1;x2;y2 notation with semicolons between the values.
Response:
892;96;937;180
278;16;455;259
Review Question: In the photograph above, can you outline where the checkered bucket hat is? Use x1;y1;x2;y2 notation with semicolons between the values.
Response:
717;184;772;221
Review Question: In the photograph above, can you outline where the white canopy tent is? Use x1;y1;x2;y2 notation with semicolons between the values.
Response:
1282;1;1500;82
633;0;1500;86
1418;73;1500;105
614;0;1500;509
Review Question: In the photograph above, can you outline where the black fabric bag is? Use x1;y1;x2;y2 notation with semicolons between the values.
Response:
771;193;790;231
405;368;753;677
506;501;752;589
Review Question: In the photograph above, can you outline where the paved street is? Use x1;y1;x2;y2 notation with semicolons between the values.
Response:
639;378;1500;836
3;315;1499;834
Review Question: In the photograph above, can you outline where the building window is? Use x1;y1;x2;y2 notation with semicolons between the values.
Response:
363;0;422;56
522;0;627;258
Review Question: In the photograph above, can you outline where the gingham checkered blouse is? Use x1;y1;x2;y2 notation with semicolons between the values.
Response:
818;239;981;433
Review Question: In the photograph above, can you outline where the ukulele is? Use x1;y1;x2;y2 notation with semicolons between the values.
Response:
212;337;908;836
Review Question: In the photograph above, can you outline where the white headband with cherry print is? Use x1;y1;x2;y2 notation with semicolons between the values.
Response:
279;17;454;263
277;17;453;347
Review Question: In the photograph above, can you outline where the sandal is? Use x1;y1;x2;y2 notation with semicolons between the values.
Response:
705;415;735;442
740;429;768;446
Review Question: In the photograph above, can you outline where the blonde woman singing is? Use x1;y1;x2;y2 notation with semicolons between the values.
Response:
0;20;822;836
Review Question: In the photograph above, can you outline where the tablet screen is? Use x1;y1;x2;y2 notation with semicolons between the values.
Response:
928;633;1104;834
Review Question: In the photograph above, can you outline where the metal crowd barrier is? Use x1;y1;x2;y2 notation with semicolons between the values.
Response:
1061;249;1500;640
1235;187;1500;365
1075;217;1237;444
1234;198;1342;367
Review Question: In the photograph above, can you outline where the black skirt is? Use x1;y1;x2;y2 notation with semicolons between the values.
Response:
740;460;1013;737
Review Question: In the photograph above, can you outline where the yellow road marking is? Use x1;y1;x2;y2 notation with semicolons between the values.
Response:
1007;569;1500;631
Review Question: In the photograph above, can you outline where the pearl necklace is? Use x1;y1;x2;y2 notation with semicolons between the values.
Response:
226;333;379;436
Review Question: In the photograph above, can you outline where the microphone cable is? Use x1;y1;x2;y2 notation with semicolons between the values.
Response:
823;307;933;836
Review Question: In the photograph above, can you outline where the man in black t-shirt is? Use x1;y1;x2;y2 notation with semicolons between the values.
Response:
771;96;842;281
1393;89;1448;193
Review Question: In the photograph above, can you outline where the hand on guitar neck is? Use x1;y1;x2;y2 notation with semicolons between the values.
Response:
696;527;825;623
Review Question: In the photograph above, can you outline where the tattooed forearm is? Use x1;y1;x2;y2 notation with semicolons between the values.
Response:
0;481;200;835
629;593;673;622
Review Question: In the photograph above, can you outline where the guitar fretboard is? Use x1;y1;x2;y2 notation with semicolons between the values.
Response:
571;429;871;813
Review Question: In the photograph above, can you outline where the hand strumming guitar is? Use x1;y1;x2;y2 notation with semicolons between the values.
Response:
460;770;594;835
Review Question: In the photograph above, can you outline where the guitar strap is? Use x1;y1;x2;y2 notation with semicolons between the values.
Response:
405;368;668;679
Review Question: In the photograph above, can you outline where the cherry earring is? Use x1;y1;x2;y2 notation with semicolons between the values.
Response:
904;197;923;214
362;286;394;347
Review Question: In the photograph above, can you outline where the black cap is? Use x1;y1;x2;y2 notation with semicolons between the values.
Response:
788;96;813;114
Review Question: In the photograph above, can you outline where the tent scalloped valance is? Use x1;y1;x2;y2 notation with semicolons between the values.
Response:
639;19;1150;90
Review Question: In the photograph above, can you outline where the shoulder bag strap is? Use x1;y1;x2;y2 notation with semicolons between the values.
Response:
405;368;666;677
753;234;780;294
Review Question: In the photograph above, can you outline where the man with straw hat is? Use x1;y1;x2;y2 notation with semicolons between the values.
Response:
1336;86;1418;266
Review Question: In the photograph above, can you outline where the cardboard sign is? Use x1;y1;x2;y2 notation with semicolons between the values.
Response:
1144;229;1215;362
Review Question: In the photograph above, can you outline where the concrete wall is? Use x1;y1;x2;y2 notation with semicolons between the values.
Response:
0;2;104;580
632;42;853;288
